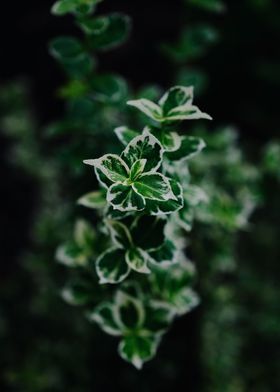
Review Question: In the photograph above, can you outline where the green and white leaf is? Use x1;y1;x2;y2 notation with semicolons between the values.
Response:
90;74;128;104
87;302;122;336
84;154;129;183
78;190;106;209
121;129;163;172
52;0;102;16
105;219;133;248
149;127;181;152
127;99;163;121
107;183;146;212
87;13;131;51
159;86;194;115
166;136;206;162
114;126;139;145
129;159;147;181
164;105;212;121
114;290;145;331
133;173;176;201
74;219;95;249
171;288;200;316
125;247;151;274
145;178;183;215
143;301;175;333
184;185;208;206
148;240;177;266
56;242;88;267
96;248;130;284
131;215;166;250
118;334;160;370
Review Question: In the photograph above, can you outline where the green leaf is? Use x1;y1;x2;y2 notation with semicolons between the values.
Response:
114;291;145;331
149;127;181;152
78;15;109;34
184;185;208;206
52;0;103;15
89;74;128;103
49;37;93;77
87;302;122;336
145;178;183;215
50;37;84;61
106;219;133;248
107;183;146;212
149;240;177;266
56;242;87;267
61;280;94;306
133;173;176;201
164;105;212;121
114;126;139;145
171;288;200;316
96;248;130;284
125;248;151;274
162;25;219;62
74;219;95;249
127;99;163;121
84;154;129;183
52;0;78;15
158;86;212;122
177;204;194;232
129;159;147;181
159;86;194;115
166;136;206;162
128;86;211;123
121;129;163;172
78;190;106;209
87;13;131;51
187;0;226;13
151;259;198;315
131;216;166;250
144;301;175;333
118;334;160;369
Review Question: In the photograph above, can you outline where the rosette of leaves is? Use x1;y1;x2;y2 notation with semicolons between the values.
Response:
83;129;183;215
95;216;178;284
127;85;212;124
87;283;174;369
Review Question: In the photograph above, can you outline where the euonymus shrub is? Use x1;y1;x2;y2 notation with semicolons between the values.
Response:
57;85;211;368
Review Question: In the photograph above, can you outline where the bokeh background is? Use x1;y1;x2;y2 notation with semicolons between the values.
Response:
1;0;279;391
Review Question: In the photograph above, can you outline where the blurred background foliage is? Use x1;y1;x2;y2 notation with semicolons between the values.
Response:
0;0;279;390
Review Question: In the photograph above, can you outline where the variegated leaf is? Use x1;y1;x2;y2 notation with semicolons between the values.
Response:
105;219;133;248
149;127;181;152
118;334;160;370
165;105;212;121
145;178;183;215
114;290;145;331
107;183;146;212
148;240;177;266
159;86;194;115
171;288;200;316
56;242;87;267
87;302;122;336
133;173;176;201
166;136;206;162
84;154;129;183
129;159;147;181
78;190;106;209
114;126;139;145
127;98;163;121
96;248;130;284
121;130;163;172
125;247;151;274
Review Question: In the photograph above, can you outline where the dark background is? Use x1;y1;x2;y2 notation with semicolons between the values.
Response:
0;0;279;391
